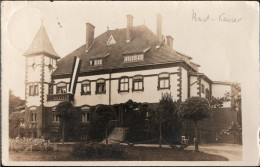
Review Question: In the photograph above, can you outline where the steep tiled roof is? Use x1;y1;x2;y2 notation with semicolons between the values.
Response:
53;25;196;76
23;24;60;59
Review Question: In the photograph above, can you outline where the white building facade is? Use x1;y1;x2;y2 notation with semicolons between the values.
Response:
23;14;238;142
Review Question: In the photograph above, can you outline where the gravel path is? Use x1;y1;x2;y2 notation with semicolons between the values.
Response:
186;143;242;161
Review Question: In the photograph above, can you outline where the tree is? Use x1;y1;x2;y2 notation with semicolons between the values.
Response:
55;101;75;144
225;83;242;123
9;111;25;138
87;105;117;141
9;89;25;114
179;97;211;151
153;92;177;147
209;96;226;109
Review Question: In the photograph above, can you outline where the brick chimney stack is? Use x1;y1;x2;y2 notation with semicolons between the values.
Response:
156;14;162;47
126;15;133;42
86;23;95;52
166;35;173;49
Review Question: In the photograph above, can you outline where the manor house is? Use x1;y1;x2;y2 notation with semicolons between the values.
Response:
23;14;240;142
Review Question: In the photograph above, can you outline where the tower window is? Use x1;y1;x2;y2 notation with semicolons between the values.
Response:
31;113;37;122
29;84;39;96
29;85;34;96
34;85;39;95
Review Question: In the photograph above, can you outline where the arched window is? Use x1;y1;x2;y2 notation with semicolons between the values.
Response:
56;82;67;94
132;75;144;91
118;77;129;92
52;106;60;123
96;79;106;94
81;80;91;95
158;73;170;90
30;107;37;122
81;106;91;123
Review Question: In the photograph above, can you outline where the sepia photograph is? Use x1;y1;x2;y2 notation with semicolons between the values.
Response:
1;1;259;166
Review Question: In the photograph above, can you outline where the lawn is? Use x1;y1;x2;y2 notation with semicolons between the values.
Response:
9;146;228;161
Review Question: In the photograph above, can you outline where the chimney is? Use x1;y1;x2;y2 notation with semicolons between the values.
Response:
166;36;174;49
156;14;162;47
126;15;133;42
86;23;95;52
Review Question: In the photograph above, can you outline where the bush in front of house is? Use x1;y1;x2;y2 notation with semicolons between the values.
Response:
216;121;242;144
87;105;117;141
9;137;55;151
69;142;125;159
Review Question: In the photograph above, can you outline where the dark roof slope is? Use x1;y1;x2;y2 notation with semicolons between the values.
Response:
24;24;60;59
53;25;195;75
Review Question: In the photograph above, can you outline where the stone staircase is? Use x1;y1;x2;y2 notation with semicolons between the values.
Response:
102;127;128;144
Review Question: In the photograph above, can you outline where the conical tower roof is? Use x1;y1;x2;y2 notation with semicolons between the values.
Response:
23;24;60;59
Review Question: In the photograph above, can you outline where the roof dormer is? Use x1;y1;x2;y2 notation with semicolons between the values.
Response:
107;35;116;45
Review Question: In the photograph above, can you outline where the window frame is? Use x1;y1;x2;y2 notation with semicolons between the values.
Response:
158;73;171;90
132;75;144;92
81;80;91;95
30;112;37;122
201;84;205;94
52;112;60;123
34;84;39;95
81;106;91;123
118;76;129;93
96;79;106;94
48;84;53;94
56;82;67;94
29;85;34;96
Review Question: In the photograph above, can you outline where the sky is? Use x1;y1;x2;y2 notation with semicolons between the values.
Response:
1;1;259;99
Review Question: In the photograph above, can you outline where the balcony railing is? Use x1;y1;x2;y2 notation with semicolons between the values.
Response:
47;93;74;101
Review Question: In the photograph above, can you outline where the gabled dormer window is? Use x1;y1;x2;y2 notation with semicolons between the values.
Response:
124;54;144;63
90;59;102;66
107;35;116;45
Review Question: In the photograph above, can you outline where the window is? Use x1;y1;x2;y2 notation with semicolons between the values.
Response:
29;84;39;96
133;76;144;91
205;89;210;100
48;84;53;94
31;113;37;122
29;85;34;96
57;83;67;94
119;77;129;92
96;79;106;94
124;54;144;63
82;113;90;123
201;84;205;94
34;85;38;95
81;80;91;95
90;59;102;66
158;73;170;90
52;112;60;123
81;106;91;123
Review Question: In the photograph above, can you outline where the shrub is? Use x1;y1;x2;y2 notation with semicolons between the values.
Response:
69;142;125;159
9;137;55;152
216;121;242;144
87;105;117;141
